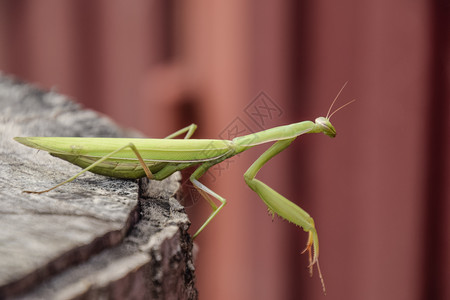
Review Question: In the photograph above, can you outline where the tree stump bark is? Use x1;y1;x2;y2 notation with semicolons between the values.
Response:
0;74;198;299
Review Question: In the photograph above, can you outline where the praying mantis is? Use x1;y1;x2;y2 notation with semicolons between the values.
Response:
14;84;354;293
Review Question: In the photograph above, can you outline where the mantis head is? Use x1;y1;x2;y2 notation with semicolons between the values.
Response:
317;81;355;138
315;117;336;138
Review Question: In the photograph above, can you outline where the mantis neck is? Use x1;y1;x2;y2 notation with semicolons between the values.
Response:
232;120;317;151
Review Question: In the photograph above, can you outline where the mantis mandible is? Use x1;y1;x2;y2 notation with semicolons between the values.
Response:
14;83;354;293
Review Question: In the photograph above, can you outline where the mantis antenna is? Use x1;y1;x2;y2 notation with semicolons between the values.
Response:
326;81;356;120
328;99;356;120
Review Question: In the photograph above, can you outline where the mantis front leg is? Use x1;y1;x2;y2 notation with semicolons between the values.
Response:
243;138;326;292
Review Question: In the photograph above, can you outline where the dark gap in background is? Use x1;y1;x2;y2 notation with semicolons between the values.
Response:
287;0;314;298
422;1;449;299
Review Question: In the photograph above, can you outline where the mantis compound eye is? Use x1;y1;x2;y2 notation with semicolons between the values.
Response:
315;117;336;138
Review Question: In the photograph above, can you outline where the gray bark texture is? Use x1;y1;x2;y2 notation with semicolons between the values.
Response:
0;73;198;300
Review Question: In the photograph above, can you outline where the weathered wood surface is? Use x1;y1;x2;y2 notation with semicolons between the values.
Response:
0;74;197;299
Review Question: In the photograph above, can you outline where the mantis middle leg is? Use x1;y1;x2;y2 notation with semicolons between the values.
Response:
189;161;227;238
164;123;197;139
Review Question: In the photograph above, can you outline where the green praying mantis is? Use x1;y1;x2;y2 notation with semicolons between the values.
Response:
14;84;354;293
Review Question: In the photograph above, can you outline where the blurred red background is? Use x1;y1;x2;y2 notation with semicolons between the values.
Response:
1;1;448;299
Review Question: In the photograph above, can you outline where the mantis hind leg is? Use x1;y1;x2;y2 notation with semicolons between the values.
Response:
23;125;198;194
243;138;325;292
23;142;153;194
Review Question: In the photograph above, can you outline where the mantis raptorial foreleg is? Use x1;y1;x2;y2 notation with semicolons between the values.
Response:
243;138;325;292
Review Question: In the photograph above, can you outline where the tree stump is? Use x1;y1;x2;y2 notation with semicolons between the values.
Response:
0;74;198;300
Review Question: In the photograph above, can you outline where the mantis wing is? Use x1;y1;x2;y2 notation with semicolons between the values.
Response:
14;137;235;179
